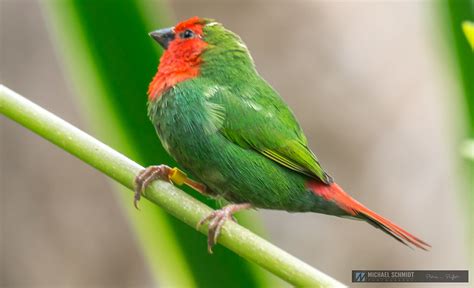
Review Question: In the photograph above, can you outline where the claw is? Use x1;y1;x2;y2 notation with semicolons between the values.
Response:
134;194;141;210
196;211;216;230
196;203;252;253
133;165;172;209
134;165;209;209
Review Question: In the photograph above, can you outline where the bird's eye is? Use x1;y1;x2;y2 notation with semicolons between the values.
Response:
181;29;195;39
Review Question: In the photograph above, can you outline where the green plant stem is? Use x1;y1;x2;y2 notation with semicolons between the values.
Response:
0;85;345;288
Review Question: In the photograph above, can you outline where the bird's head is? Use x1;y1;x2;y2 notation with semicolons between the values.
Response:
148;17;253;101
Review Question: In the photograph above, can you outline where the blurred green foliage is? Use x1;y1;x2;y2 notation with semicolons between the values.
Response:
447;1;474;136
445;0;474;268
463;21;474;49
44;0;269;287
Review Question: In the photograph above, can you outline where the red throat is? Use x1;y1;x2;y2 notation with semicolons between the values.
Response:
148;17;208;101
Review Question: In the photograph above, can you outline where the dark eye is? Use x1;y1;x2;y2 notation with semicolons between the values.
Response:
181;29;195;39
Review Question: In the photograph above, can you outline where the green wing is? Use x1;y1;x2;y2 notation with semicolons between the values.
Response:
210;82;333;184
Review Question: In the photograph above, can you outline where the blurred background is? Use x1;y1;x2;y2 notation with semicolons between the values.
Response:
1;0;472;287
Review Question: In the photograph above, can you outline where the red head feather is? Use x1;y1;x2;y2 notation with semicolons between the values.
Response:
148;17;209;101
174;16;206;35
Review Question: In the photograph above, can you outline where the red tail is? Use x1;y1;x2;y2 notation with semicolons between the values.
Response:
307;181;430;250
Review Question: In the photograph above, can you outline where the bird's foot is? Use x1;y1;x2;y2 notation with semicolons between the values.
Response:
134;165;207;209
134;165;173;209
197;203;252;253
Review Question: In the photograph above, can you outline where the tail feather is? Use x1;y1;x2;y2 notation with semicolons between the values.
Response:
307;181;431;251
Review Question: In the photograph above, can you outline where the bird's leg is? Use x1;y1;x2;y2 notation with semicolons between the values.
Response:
134;165;209;209
197;203;252;253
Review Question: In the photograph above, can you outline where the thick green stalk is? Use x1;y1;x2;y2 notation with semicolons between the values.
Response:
0;85;346;288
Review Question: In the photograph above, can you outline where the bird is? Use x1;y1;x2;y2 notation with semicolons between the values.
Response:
135;16;430;253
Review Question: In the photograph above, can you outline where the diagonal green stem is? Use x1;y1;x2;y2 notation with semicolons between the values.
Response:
0;85;346;288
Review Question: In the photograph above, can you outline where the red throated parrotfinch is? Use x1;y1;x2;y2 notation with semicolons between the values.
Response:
134;17;430;253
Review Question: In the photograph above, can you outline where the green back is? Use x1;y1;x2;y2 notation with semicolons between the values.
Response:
198;23;333;184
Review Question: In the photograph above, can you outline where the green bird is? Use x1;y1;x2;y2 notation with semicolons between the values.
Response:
135;16;430;252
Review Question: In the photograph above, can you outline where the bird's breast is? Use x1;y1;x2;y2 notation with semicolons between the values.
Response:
149;83;225;167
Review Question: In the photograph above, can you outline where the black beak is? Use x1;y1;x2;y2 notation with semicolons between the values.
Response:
149;28;175;49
